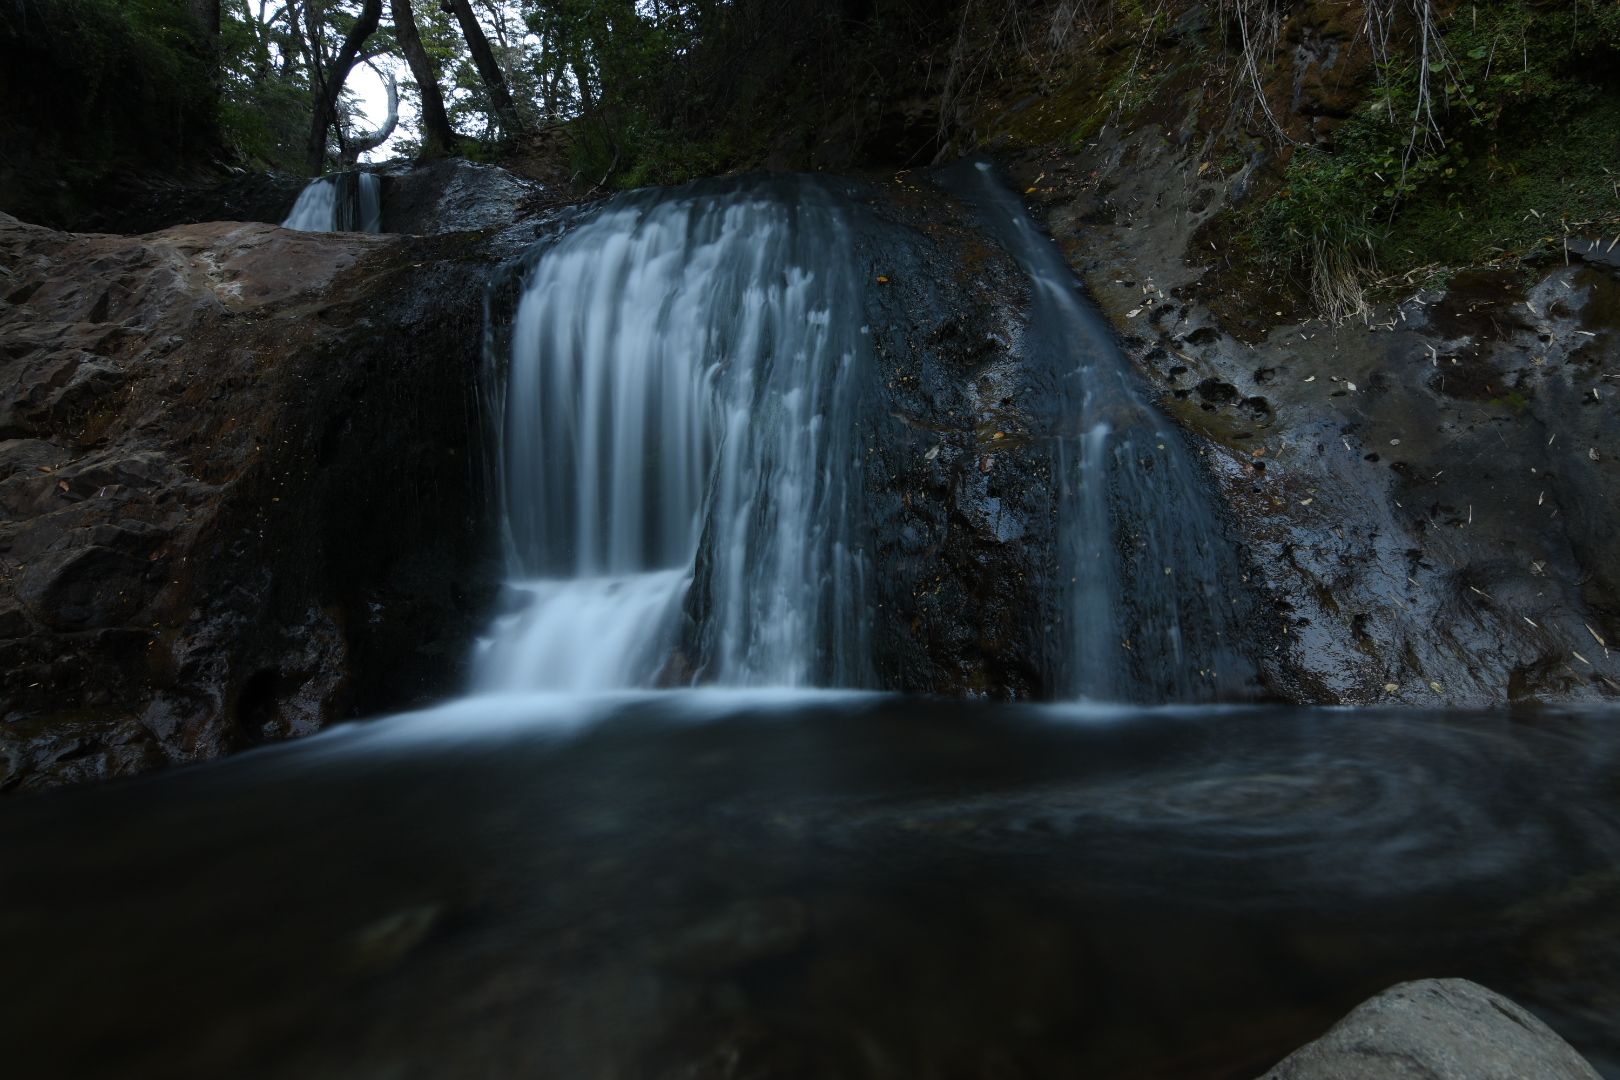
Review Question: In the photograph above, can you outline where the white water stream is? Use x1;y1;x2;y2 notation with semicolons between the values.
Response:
282;172;382;233
473;166;1251;701
475;181;870;692
944;161;1254;701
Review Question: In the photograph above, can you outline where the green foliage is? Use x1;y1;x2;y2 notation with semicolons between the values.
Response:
1255;0;1620;289
608;125;745;190
0;0;220;221
413;1;493;139
533;0;951;189
216;0;313;169
4;0;954;199
1;0;217;156
1392;97;1620;269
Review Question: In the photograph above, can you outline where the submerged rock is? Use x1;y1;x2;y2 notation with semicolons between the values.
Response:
1258;978;1602;1079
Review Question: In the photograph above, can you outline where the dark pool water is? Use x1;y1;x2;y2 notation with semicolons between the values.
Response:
2;693;1618;1078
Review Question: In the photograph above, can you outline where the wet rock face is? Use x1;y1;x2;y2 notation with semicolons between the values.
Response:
0;213;499;792
1085;245;1620;705
1181;262;1620;706
379;159;549;235
1257;978;1603;1079
855;183;1060;698
999;114;1620;707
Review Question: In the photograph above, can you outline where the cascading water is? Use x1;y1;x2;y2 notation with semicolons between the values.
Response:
281;172;382;233
474;178;871;693
472;165;1251;702
941;162;1254;701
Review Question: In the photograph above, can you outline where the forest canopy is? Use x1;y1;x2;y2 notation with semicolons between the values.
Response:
4;0;1612;302
0;0;931;195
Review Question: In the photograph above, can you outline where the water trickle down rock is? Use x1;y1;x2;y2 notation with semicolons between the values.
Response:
938;161;1259;702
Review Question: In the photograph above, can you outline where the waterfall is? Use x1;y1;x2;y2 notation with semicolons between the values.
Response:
281;172;382;233
471;167;1251;703
474;178;872;693
941;162;1254;702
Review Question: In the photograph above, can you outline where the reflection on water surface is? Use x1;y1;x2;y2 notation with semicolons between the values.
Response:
2;694;1617;1079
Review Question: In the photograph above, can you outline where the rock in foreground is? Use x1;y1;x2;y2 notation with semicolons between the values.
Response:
1259;978;1601;1079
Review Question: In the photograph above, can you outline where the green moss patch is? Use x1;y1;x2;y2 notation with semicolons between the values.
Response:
1251;0;1620;293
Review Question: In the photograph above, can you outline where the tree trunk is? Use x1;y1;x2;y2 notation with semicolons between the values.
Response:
305;0;384;173
442;0;524;136
341;67;399;165
391;0;456;157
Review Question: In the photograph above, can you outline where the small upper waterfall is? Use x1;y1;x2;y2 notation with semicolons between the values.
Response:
281;172;382;233
475;178;871;693
943;162;1254;702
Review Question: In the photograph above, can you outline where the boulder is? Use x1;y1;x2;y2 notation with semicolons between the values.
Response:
379;158;550;235
1258;978;1602;1080
0;210;503;792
